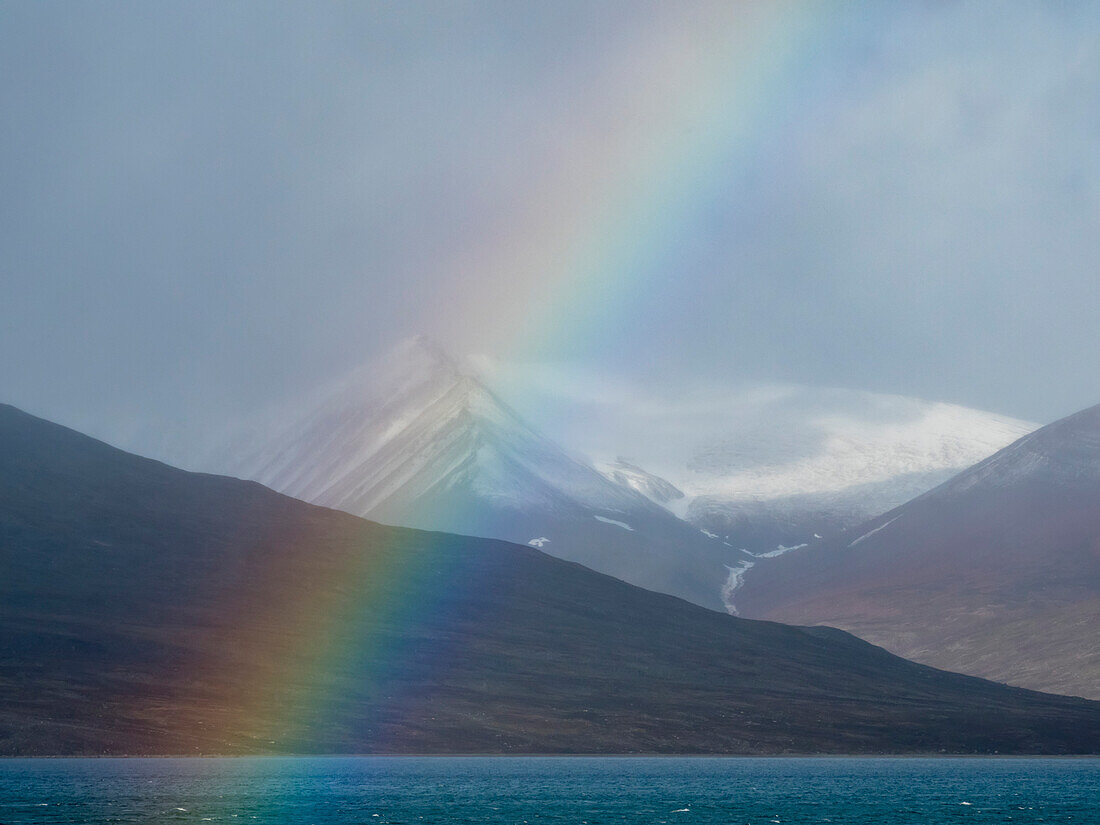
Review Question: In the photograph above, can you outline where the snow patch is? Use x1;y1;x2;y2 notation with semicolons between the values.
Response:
527;537;551;548
721;560;756;615
594;515;634;531
752;543;807;559
848;515;902;548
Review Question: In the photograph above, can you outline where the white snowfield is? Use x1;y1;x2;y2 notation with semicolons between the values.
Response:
607;397;1032;524
476;361;1036;541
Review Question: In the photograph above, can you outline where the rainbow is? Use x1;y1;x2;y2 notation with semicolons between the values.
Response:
181;2;861;752
175;514;485;753
434;0;857;361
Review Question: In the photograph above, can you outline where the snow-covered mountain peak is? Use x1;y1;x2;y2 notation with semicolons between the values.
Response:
225;338;657;523
324;334;460;406
389;333;459;372
203;338;750;610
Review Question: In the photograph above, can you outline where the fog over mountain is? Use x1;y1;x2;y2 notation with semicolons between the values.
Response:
3;2;1100;438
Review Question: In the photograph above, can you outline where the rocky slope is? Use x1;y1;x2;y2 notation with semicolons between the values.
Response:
735;403;1100;699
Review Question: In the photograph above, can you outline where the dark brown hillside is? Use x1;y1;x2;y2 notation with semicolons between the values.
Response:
2;403;1099;755
737;404;1100;699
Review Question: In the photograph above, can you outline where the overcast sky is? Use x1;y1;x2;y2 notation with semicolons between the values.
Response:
2;1;1099;436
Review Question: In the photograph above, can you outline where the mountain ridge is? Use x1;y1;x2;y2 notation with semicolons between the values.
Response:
734;402;1100;699
472;360;1036;552
3;401;1100;755
213;337;748;611
67;338;1040;613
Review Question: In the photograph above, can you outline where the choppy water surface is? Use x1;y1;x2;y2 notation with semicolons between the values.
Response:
0;756;1097;824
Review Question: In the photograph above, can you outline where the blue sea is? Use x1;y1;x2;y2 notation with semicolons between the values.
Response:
0;757;1097;824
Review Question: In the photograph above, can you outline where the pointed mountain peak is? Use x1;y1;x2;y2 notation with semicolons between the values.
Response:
369;337;525;427
316;335;465;413
365;334;462;383
389;333;456;368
